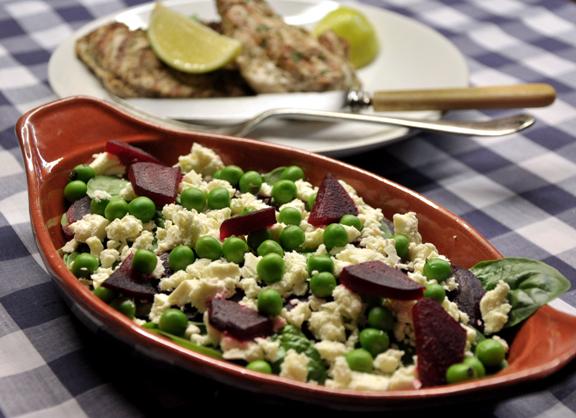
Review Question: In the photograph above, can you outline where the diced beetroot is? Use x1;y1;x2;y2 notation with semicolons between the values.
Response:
219;207;276;240
128;162;182;206
62;196;91;237
106;140;162;166
448;266;486;329
208;298;274;341
102;253;157;300
413;298;467;387
308;173;358;226
340;261;424;300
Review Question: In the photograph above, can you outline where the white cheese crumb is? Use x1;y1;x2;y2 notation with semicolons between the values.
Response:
393;212;422;244
70;214;109;242
86;236;104;257
480;282;512;334
178;143;224;176
105;214;143;242
374;349;404;374
280;350;309;382
89;152;125;176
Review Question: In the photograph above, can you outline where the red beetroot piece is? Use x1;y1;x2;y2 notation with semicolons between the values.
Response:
128;162;181;206
62;196;91;237
308;173;358;226
208;298;274;341
106;140;162;166
101;253;157;300
448;266;486;329
219;207;276;240
340;261;424;300
413;298;467;387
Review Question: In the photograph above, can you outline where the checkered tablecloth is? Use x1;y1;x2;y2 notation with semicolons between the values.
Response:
1;0;576;416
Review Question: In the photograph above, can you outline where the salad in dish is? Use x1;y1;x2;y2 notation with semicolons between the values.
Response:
58;141;570;391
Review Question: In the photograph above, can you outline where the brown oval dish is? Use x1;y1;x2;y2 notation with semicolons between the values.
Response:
16;96;576;409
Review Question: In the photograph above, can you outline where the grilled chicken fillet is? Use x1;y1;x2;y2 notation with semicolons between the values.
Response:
216;0;360;93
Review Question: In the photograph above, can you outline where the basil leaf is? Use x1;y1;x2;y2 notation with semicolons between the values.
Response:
148;329;223;359
471;257;570;327
87;176;129;199
262;167;286;186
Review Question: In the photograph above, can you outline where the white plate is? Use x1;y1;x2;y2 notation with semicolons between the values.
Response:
48;0;468;156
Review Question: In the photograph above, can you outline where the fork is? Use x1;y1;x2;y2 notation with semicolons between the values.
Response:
109;96;535;138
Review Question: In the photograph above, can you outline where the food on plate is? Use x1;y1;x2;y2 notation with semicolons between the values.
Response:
148;2;242;74
59;141;569;391
75;22;251;98
314;6;379;69
75;0;361;98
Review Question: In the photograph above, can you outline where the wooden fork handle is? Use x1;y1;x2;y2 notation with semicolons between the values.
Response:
372;83;556;111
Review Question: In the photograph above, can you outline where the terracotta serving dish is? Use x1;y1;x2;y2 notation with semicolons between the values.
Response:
16;96;576;409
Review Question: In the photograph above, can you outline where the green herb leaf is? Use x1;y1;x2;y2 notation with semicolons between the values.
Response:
148;329;223;359
262;167;286;186
87;176;129;199
471;257;570;327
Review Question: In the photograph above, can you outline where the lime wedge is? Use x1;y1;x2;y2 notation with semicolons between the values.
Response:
148;2;242;74
314;6;379;69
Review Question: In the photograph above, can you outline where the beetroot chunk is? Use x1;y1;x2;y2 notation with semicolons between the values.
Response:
63;196;91;237
413;298;467;387
106;140;162;166
219;207;276;240
308;173;357;226
208;298;274;341
340;261;424;300
128;162;181;206
102;253;156;300
448;266;486;329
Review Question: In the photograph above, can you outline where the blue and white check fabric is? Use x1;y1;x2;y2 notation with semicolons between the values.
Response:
1;0;576;416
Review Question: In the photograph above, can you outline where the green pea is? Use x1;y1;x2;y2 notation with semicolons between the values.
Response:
207;187;230;209
246;360;273;374
367;306;394;331
359;328;390;357
307;254;334;274
132;249;157;274
104;197;129;221
475;339;506;368
180;187;206;212
271;180;297;205
278;207;302;226
257;239;284;257
111;298;136;318
159;308;188;336
306;193;316;211
310;272;337;298
279;225;305;251
219;165;244;186
90;198;108;216
446;363;475;384
72;253;99;278
281;165;305;182
423;283;446;302
195;236;222;260
257;253;285;284
340;214;363;231
423;258;452;282
93;286;116;303
169;245;195;271
239;171;263;194
257;288;283;316
323;223;348;250
247;229;271;250
463;356;486;378
64;180;87;202
345;349;373;373
222;236;248;264
128;196;156;222
73;164;96;183
393;234;410;260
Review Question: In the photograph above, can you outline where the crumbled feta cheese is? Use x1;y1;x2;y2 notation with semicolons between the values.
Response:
119;183;136;201
332;285;363;322
280;350;309;382
342;224;361;243
360;236;400;266
221;337;280;362
86;236;104;257
106;215;143;242
388;365;416;390
480;282;511;334
70;214;109;242
168;277;237;311
308;302;346;342
238;278;261;299
374;349;404;374
314;341;347;364
230;193;269;215
393;212;422;244
409;242;440;273
303;228;324;251
325;357;352;389
149;293;171;323
294;180;317;202
269;251;308;297
178;143;224;176
92;189;112;202
159;270;190;292
241;253;260;279
335;244;386;264
99;249;119;268
61;238;78;254
326;357;390;391
90;267;113;289
281;301;311;328
132;230;154;250
89;152;125;176
442;299;470;324
259;182;272;197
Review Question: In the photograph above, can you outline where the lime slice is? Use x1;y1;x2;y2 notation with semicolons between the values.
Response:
148;2;242;74
314;6;379;69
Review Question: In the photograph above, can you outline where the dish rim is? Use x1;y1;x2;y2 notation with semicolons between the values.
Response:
16;96;576;408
